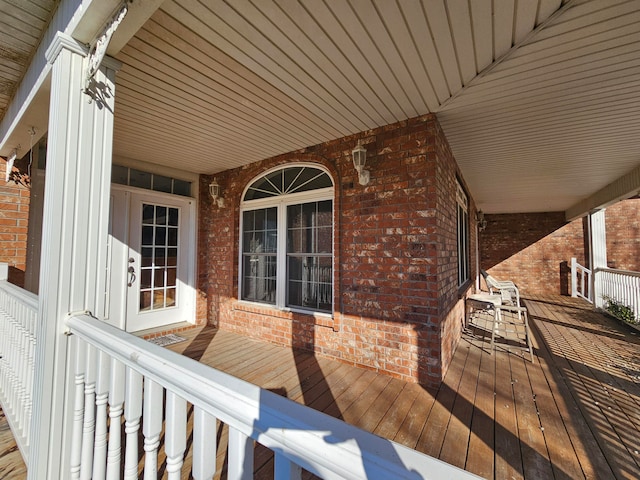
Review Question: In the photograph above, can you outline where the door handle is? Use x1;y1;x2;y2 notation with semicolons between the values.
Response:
127;265;136;287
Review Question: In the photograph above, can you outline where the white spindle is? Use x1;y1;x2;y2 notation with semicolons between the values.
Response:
69;336;87;480
106;358;125;479
143;378;163;480
275;452;302;480
80;344;97;480
192;406;217;480
228;427;254;480
123;368;142;480
92;350;111;480
165;391;187;480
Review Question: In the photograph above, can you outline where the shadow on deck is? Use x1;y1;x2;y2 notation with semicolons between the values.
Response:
2;294;639;478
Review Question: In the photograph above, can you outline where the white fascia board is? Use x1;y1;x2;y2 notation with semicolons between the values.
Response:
0;0;86;156
565;163;640;221
0;0;133;157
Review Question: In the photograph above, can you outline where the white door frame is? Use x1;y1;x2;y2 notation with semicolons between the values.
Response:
108;184;197;332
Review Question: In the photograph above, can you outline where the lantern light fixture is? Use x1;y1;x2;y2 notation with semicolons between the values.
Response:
352;140;370;186
209;177;225;208
476;210;487;231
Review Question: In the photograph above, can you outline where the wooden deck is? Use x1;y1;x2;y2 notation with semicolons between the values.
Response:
2;295;640;478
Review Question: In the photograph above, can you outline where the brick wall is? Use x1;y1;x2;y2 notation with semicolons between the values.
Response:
479;199;640;296
606;198;640;271
480;212;587;295
198;115;476;387
0;158;30;286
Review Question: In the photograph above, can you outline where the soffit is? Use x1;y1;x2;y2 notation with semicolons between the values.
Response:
437;0;640;214
113;0;565;176
0;0;58;122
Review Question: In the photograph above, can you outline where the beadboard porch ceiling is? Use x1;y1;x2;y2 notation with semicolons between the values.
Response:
2;0;640;217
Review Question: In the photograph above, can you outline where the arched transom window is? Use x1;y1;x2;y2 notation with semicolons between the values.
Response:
240;165;334;314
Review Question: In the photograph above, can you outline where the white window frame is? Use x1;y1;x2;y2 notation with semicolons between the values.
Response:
239;165;334;316
457;181;470;287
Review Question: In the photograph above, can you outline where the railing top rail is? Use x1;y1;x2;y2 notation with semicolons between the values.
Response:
595;267;640;278
66;314;480;480
0;279;38;309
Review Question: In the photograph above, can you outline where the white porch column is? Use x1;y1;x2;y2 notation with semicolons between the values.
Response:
28;33;119;480
589;209;607;309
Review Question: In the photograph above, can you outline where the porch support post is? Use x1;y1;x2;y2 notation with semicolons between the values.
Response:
28;32;119;480
589;209;607;309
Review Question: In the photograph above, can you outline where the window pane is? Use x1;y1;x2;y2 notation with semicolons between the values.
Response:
142;226;153;246
140;269;152;289
155;206;167;225
154;248;166;266
168;227;178;246
168;208;179;226
167;248;177;266
243;210;255;231
153;175;172;193
173;179;191;196
242;254;276;304
317;226;332;254
142;204;155;224
130;169;152;189
155;227;167;246
317;200;332;225
287;256;332;312
112;165;128;185
141;248;153;267
166;288;176;307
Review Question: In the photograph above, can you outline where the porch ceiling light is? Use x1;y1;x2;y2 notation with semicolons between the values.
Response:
352;140;370;186
209;177;225;208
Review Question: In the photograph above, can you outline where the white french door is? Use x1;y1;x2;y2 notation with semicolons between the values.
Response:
109;187;195;332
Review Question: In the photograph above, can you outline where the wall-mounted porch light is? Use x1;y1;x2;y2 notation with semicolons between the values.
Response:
352;140;370;186
5;148;18;183
476;210;487;231
209;178;225;208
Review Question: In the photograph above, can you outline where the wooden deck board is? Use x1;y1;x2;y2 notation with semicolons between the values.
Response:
3;294;640;479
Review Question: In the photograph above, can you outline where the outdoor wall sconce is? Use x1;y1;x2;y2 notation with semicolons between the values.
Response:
476;210;487;231
352;140;370;186
4;148;17;182
209;178;225;208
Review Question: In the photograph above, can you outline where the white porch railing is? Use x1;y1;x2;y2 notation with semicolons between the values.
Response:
595;267;640;321
65;313;480;480
0;274;38;462
570;258;592;302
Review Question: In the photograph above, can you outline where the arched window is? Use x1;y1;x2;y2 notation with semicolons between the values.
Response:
240;165;334;313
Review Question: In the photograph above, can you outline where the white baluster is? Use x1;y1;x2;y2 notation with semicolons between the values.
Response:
165;391;187;480
106;358;125;479
228;427;254;480
80;344;97;480
274;452;302;480
143;378;163;480
123;368;142;480
92;350;111;480
69;336;87;479
192;406;216;480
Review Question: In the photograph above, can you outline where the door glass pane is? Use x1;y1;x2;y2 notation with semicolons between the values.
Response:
138;202;179;312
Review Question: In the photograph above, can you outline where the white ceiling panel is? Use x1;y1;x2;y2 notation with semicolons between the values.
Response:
4;0;640;217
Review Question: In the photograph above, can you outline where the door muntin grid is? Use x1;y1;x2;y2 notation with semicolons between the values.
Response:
139;203;179;312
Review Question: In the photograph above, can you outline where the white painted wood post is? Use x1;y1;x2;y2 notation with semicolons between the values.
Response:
165;391;187;480
106;358;125;479
123;368;142;480
143;378;164;480
228;427;254;480
590;209;607;309
274;453;302;480
28;32;120;480
192;406;217;480
571;257;578;298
